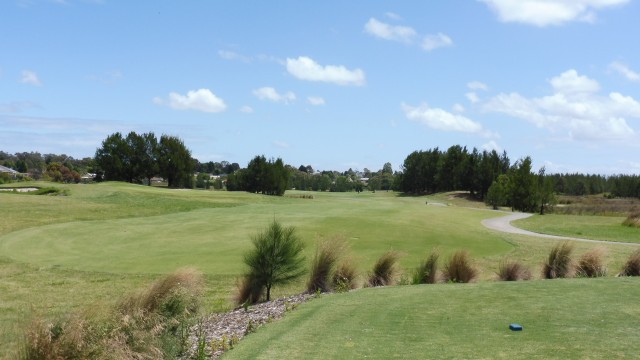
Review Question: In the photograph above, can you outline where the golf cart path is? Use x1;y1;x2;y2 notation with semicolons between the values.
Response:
482;212;640;246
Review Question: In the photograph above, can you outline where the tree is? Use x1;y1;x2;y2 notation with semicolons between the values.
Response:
157;135;194;188
485;175;509;210
94;132;128;181
242;155;288;195
509;157;538;212
537;167;557;215
242;220;305;301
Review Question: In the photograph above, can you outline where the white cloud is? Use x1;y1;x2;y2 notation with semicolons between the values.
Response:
286;56;366;86
422;33;453;51
466;92;480;104
452;103;465;113
550;69;600;95
307;96;326;106
467;81;489;91
609;61;640;82
0;101;40;113
402;102;484;134
479;0;630;27
484;69;639;141
385;12;403;20
218;50;252;63
20;70;42;86
253;87;296;104
240;105;254;113
481;140;502;152
154;88;227;113
364;18;417;43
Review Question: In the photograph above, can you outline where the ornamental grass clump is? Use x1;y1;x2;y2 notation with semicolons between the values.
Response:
442;250;478;283
543;242;574;279
307;237;347;293
367;251;401;287
623;212;640;228
576;247;607;278
332;257;360;292
497;259;532;281
619;248;640;277
412;250;440;284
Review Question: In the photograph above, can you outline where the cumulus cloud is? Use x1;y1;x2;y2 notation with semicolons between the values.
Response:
154;88;227;113
481;140;502;152
364;17;417;43
307;96;326;106
479;0;630;27
20;70;42;86
452;103;466;113
484;69;639;141
609;61;640;82
422;33;453;51
402;102;485;134
286;56;365;86
253;87;296;104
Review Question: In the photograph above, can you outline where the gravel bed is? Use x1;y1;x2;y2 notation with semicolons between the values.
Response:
183;293;313;359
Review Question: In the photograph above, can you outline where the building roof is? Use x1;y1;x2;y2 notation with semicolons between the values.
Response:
0;165;20;174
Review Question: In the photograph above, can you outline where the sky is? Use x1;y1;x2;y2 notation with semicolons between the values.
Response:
1;0;640;175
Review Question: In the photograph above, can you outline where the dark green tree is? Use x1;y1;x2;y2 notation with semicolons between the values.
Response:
157;135;194;188
242;220;306;301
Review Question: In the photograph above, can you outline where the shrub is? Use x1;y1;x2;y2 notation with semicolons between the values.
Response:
332;258;359;292
19;268;203;360
576;247;607;278
619;248;640;276
412;250;439;284
623;212;640;228
307;237;346;293
442;250;478;283
542;242;574;279
367;251;401;287
497;260;532;281
242;220;306;302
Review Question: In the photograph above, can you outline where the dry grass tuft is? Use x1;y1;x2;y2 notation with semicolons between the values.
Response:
235;273;264;305
412;250;440;284
576;247;607;278
367;251;401;287
307;237;347;293
332;257;360;292
623;212;640;228
542;242;574;279
619;248;640;277
496;260;532;281
442;250;478;283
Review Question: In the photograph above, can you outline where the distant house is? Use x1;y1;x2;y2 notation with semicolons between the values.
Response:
0;165;20;178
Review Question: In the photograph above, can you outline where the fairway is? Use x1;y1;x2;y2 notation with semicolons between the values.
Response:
0;184;512;275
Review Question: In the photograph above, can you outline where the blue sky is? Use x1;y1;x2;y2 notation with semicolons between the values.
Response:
1;0;639;174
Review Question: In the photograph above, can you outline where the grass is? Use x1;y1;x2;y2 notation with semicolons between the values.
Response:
542;242;574;279
513;213;640;243
496;260;532;281
442;250;478;283
576;247;607;278
619;248;640;276
223;277;640;359
1;182;639;357
412;250;439;284
367;251;401;287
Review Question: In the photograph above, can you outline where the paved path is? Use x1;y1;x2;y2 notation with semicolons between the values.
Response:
481;212;640;246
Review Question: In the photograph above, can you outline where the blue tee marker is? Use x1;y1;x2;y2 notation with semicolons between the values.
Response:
509;323;523;331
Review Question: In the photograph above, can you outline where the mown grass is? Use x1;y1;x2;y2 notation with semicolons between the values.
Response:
1;182;639;357
513;213;640;243
223;277;640;359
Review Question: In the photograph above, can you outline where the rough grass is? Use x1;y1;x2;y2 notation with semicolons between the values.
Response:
367;251;401;287
412;250;440;284
18;268;203;360
332;258;360;292
542;242;574;279
442;250;478;283
576;247;607;278
496;260;532;281
619;248;640;276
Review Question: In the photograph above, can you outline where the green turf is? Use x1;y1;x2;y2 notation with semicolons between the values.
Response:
1;182;638;358
224;277;640;359
514;214;640;243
